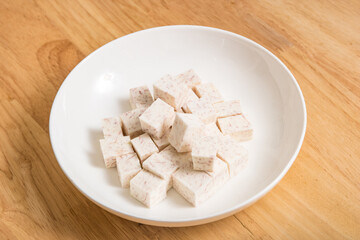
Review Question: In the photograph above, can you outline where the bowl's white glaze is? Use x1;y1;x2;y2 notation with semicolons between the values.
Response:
49;26;306;226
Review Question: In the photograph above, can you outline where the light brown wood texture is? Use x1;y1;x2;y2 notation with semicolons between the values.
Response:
0;0;359;239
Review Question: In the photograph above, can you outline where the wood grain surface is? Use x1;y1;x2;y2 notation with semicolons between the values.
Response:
0;0;359;239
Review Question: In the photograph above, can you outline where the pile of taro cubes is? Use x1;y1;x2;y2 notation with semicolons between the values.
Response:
100;69;253;207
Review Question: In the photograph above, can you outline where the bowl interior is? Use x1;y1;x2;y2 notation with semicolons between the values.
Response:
50;26;306;225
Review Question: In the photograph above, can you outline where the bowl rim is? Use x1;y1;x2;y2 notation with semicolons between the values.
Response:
49;25;307;226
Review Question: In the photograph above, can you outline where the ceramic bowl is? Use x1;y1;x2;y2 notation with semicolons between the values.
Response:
49;25;306;226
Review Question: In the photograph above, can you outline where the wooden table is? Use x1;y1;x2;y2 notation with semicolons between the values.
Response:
0;0;359;239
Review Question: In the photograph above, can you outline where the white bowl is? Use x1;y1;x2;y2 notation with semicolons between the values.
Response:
49;25;306;227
